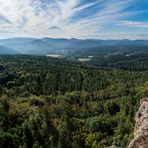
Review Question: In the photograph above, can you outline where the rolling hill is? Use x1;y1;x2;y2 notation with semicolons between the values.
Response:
0;46;19;54
0;38;148;55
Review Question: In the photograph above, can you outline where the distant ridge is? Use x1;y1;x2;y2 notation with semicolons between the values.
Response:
0;45;19;54
0;37;148;55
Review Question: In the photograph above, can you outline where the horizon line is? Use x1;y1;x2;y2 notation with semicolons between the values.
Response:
0;36;148;41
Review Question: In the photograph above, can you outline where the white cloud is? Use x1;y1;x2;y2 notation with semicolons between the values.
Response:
90;33;148;40
117;20;148;28
0;0;147;39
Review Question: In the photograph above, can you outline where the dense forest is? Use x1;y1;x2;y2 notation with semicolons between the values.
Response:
68;45;148;71
0;55;148;148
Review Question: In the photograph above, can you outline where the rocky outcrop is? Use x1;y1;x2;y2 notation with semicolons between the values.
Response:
128;98;148;148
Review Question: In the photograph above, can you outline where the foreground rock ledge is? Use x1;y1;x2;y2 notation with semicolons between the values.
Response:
128;98;148;148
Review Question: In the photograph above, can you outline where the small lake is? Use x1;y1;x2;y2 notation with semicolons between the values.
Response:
46;54;61;58
78;55;93;62
78;58;90;62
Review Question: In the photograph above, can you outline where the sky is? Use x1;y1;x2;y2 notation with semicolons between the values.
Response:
0;0;148;39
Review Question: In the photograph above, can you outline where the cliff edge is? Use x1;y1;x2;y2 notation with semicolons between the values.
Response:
128;98;148;148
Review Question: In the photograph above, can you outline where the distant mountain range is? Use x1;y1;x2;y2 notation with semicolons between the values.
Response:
0;37;148;55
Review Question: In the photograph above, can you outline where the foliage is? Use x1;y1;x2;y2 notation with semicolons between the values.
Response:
0;55;147;147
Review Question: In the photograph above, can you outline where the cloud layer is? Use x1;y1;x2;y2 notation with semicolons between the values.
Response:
0;0;148;39
117;21;148;28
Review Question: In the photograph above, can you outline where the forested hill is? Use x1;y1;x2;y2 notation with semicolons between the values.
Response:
0;55;148;148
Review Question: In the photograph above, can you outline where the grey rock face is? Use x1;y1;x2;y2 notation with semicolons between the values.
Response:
128;98;148;148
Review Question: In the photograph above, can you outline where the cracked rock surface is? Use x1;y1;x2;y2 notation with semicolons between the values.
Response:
128;98;148;148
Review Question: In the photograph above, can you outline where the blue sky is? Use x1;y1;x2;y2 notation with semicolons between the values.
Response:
0;0;148;39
